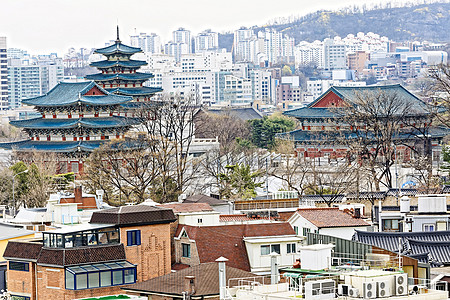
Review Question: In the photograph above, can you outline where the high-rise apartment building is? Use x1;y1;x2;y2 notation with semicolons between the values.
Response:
164;41;189;62
173;28;192;53
8;57;64;109
0;37;8;110
194;30;219;53
130;32;161;54
323;38;347;70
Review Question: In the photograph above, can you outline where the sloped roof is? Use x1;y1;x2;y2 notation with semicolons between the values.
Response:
85;72;153;81
90;204;176;226
294;208;369;228
206;107;263;121
106;86;163;96
159;203;214;214
3;241;126;266
95;42;142;55
0;140;106;152
122;262;256;296
184;195;229;206
21;81;132;107
10;116;140;130
176;223;295;271
408;240;450;266
90;59;147;68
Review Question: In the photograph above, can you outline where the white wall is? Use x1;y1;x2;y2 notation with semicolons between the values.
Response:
244;240;299;273
320;227;367;240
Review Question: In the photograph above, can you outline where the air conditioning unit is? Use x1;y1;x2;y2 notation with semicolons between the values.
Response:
363;282;376;299
338;284;351;296
394;273;408;296
377;281;391;298
348;287;359;297
304;280;335;299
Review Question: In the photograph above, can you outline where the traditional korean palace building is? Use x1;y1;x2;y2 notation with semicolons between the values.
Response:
0;81;141;174
281;84;450;162
86;27;162;103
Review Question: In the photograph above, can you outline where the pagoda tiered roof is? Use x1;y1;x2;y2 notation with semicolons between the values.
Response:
106;87;163;96
94;42;142;55
90;59;147;68
85;72;153;81
10;116;141;130
22;81;132;107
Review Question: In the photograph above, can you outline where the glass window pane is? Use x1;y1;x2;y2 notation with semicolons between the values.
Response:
88;272;99;288
124;268;135;284
261;245;270;255
87;233;97;245
43;234;50;247
93;264;110;271
100;271;111;287
76;273;88;289
56;235;63;248
105;262;121;270
64;234;74;248
66;270;75;289
112;270;123;285
68;266;85;274
98;232;108;245
271;244;281;254
108;230;120;244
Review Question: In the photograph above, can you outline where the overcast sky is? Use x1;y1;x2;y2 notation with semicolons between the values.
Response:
0;0;418;55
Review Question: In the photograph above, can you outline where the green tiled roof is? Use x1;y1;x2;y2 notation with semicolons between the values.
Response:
10;116;141;129
22;81;133;107
95;42;142;55
90;60;147;68
85;73;153;81
106;87;162;96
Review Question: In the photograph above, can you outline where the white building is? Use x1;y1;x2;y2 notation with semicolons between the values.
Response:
194;30;219;53
173;27;192;53
323;38;347;70
130;32;161;54
164;41;189;62
0;37;7;110
288;207;370;240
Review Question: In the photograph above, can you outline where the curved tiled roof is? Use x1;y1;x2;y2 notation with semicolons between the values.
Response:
85;72;153;81
106;86;163;96
11;116;141;129
294;207;369;228
22;81;132;107
90;59;147;68
0;140;104;152
95;42;142;55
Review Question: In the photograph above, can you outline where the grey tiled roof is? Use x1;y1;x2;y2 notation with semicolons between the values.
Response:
206;107;263;121
90;205;176;226
353;230;450;266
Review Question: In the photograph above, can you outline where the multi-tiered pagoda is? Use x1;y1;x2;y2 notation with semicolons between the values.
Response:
1;81;140;174
86;27;162;102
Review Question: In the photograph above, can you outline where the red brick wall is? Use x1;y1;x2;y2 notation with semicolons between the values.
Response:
7;262;35;299
121;223;172;282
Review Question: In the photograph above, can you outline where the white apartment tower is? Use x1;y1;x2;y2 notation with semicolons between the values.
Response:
0;37;7;110
194;30;219;53
323;38;347;70
173;28;192;53
130;32;162;54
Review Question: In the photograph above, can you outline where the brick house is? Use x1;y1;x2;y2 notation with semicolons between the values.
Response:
3;205;176;300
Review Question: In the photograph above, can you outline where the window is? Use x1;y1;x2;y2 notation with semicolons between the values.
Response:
197;218;203;224
261;245;270;255
303;228;311;236
182;243;191;258
9;261;29;272
423;224;435;232
65;261;136;290
382;219;400;231
294;226;298;235
127;230;141;246
287;243;296;254
271;244;281;254
11;296;30;300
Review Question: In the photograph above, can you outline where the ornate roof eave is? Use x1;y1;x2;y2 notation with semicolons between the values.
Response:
10;116;141;130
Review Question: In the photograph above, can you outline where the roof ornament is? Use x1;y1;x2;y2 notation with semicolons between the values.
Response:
116;25;121;43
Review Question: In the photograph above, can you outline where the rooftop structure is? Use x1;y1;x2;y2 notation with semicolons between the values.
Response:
86;26;162;102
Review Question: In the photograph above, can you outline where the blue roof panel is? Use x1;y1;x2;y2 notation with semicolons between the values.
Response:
106;87;162;96
11;116;141;129
85;72;153;81
90;60;147;68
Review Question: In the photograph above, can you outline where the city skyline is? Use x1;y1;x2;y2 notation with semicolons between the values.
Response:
1;0;418;55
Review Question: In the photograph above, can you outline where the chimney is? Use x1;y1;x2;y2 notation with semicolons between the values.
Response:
74;186;82;203
216;256;228;300
184;275;196;295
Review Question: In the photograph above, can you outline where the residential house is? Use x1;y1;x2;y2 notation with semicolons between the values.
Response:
3;205;176;300
183;194;232;214
174;223;302;274
287;208;370;240
122;260;257;300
